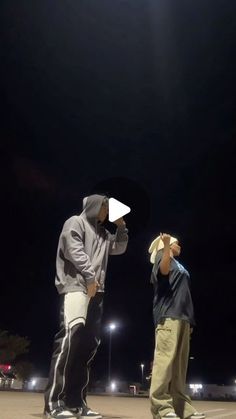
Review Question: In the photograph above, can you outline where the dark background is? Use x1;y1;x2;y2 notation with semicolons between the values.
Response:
1;0;236;385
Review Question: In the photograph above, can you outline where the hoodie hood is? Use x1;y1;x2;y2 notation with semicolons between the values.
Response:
81;194;108;224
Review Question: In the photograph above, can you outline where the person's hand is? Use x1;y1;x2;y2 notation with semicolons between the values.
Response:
87;281;98;297
113;217;126;227
160;233;171;246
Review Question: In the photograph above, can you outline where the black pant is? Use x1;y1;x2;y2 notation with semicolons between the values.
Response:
44;293;103;412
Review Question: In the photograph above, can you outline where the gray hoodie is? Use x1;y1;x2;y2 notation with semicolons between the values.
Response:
55;194;128;294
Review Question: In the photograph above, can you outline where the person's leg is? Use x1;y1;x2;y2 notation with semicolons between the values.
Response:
44;292;90;415
66;293;103;411
170;321;196;419
44;296;68;413
150;318;181;419
81;293;103;409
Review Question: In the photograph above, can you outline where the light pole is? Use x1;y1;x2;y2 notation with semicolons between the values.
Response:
140;363;144;388
108;323;116;385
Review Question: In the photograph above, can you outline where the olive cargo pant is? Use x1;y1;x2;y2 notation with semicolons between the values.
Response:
150;318;196;419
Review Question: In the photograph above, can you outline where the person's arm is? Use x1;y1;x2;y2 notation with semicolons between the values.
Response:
108;218;128;255
63;219;97;296
159;233;171;275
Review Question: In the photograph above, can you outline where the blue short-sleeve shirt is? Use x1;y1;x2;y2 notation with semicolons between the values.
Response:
151;250;196;327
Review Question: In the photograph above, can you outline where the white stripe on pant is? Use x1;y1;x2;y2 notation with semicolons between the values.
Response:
45;292;103;413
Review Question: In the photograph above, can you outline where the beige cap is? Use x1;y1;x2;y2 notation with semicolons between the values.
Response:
148;235;178;264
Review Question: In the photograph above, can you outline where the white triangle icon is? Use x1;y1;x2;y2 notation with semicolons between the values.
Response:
108;198;131;222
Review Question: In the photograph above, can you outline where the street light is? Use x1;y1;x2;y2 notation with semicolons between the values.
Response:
140;363;144;388
108;323;116;385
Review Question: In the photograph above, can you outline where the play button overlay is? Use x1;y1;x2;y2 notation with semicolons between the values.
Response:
108;198;131;222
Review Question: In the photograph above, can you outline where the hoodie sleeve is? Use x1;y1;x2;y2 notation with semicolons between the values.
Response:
108;224;128;255
62;219;96;284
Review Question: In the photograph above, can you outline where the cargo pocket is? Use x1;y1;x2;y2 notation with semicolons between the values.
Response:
156;323;173;353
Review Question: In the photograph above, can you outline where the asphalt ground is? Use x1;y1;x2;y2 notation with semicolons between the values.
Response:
0;392;236;419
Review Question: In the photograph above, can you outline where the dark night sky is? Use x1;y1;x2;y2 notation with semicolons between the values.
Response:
1;0;236;385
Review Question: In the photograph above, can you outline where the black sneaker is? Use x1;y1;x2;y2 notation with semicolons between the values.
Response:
80;406;102;419
68;408;82;417
45;407;77;418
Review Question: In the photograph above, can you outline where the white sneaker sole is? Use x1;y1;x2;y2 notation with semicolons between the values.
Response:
45;412;77;419
80;416;102;419
190;416;205;419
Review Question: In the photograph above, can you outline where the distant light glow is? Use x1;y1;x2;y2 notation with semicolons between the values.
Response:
110;381;116;391
109;323;116;331
0;364;12;373
189;384;203;393
31;379;37;386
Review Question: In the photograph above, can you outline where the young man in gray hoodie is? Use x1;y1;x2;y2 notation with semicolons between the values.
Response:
44;194;128;419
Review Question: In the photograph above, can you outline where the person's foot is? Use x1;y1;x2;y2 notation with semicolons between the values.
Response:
80;405;102;419
44;407;77;418
162;413;180;419
68;408;82;417
188;414;206;419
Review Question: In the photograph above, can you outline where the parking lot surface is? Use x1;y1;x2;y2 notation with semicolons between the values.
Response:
0;392;236;419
